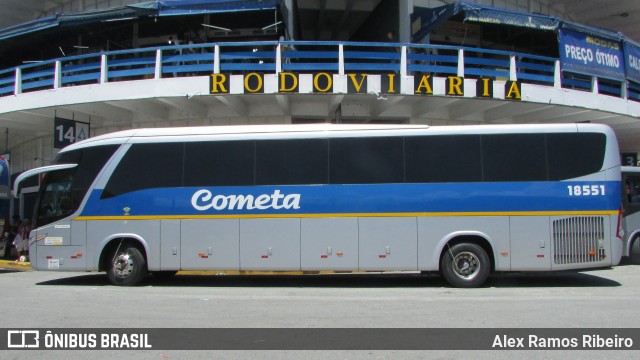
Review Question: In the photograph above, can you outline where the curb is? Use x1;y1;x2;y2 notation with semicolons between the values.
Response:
0;259;32;271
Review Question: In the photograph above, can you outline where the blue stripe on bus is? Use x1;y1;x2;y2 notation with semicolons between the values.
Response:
79;181;621;217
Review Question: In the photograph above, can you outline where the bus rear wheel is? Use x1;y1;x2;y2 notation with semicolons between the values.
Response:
441;243;490;288
107;244;147;286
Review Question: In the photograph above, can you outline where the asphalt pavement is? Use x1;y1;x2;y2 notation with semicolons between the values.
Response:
1;251;639;359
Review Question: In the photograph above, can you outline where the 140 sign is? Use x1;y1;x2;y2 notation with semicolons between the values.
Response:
54;117;90;149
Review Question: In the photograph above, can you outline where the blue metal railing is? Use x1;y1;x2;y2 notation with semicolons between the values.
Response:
0;40;630;101
628;81;640;102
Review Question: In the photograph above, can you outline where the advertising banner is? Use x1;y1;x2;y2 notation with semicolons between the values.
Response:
411;3;560;43
559;28;625;81
624;41;640;83
0;157;8;199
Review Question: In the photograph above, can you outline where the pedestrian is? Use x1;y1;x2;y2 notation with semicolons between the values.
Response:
14;218;30;262
7;215;19;259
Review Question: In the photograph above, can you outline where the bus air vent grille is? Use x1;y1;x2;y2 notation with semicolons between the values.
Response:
552;216;605;265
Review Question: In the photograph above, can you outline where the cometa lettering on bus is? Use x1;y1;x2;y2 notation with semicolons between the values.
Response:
191;189;301;211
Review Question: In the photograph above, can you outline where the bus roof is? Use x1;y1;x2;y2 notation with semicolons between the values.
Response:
83;123;429;140
59;122;615;152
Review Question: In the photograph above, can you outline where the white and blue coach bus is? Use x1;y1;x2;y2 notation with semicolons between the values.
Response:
622;166;640;259
14;123;623;287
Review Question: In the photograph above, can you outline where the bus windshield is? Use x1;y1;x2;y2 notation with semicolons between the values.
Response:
36;169;75;227
34;145;119;227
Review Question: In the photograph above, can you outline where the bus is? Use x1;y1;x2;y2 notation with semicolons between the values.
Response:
14;123;623;288
622;166;640;259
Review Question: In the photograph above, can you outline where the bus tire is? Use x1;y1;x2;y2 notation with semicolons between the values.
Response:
630;235;640;262
441;243;490;288
107;244;147;286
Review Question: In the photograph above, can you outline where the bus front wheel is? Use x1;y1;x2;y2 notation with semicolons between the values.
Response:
107;243;148;286
441;243;490;288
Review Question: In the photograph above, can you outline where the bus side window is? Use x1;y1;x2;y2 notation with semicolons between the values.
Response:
102;143;183;198
329;137;404;184
628;176;640;205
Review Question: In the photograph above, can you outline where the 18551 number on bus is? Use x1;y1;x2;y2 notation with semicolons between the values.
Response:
567;184;606;196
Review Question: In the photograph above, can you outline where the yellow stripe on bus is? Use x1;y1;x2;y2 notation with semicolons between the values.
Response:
74;210;619;221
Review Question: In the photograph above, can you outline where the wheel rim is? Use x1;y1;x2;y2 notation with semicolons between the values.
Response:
451;251;481;280
113;252;134;279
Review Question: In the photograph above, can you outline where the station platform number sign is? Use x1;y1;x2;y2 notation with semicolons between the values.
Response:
54;117;90;149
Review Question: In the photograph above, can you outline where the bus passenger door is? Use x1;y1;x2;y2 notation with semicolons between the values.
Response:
509;216;551;271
